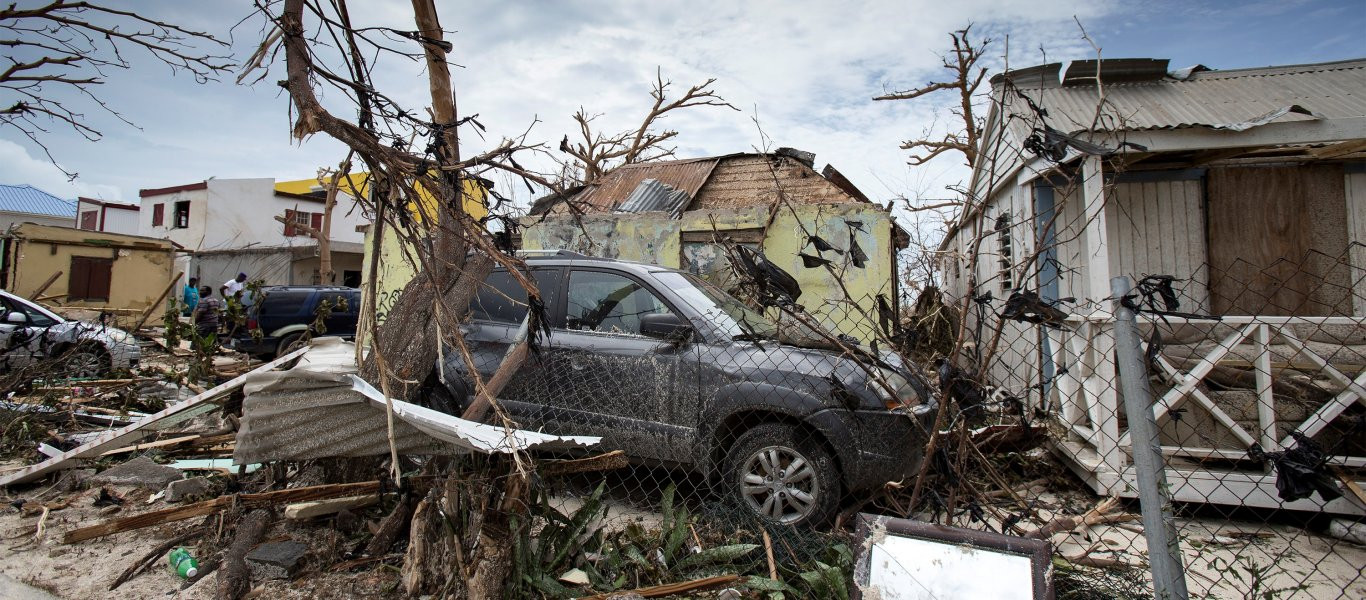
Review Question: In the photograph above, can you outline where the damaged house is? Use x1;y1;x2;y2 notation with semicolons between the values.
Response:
524;150;908;341
941;58;1366;513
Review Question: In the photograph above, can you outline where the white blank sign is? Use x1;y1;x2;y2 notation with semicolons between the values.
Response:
863;531;1039;599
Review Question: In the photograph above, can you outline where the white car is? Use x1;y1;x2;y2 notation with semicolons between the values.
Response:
0;289;140;378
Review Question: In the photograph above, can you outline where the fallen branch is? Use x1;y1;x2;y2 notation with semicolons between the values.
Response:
1025;496;1136;539
110;528;203;590
577;574;742;600
218;509;270;600
364;497;413;556
537;450;627;476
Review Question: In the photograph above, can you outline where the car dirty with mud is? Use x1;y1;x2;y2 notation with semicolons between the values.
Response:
423;252;935;525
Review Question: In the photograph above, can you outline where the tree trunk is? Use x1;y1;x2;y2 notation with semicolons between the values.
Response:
357;253;491;401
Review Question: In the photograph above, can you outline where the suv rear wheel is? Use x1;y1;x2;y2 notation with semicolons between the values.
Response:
725;423;839;526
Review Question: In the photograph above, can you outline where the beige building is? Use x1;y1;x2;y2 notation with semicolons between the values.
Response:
0;223;176;312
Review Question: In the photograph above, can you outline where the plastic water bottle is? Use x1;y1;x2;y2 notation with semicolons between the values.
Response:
168;547;199;579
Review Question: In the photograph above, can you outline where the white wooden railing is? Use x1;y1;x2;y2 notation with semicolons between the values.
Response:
1045;311;1366;514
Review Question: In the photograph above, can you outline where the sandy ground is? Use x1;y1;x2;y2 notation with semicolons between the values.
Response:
0;483;217;599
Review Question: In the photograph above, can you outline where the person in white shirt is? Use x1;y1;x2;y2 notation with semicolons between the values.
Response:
221;272;247;299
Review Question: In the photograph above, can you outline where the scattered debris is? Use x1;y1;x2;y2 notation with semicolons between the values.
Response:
164;475;213;502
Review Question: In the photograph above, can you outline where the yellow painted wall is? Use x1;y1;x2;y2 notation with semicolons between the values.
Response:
275;172;489;222
5;224;175;312
522;204;897;341
358;178;491;327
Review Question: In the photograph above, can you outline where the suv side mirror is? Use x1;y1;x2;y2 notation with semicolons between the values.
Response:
5;311;26;325
639;313;692;342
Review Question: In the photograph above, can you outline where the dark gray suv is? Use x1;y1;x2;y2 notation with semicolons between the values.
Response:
427;252;934;525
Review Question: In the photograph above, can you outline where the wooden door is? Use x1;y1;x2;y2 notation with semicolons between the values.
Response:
1206;165;1350;316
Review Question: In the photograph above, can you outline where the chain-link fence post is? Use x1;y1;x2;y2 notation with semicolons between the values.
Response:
1111;275;1190;600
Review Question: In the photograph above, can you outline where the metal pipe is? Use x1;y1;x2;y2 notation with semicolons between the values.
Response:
1111;275;1189;600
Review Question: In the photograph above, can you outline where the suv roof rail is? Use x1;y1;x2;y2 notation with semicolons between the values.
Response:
517;249;601;260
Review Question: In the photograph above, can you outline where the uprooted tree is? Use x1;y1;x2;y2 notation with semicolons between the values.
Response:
0;1;231;176
248;0;565;595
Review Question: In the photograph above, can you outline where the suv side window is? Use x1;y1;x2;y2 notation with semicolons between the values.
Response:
565;270;672;335
472;269;563;324
0;296;57;327
258;291;302;317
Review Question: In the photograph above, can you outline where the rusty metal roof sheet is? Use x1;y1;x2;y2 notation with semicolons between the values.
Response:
1000;58;1366;133
614;179;692;216
573;156;723;212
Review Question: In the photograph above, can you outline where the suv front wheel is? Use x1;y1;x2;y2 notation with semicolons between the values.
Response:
725;423;840;526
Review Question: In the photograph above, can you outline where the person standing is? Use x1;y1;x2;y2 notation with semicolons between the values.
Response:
193;286;221;340
221;272;247;300
182;276;200;317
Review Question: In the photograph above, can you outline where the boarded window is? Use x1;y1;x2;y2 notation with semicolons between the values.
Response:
151;204;164;227
68;256;113;302
79;211;98;230
1207;165;1350;316
173;201;190;229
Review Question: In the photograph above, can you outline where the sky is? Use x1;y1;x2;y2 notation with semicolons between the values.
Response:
2;0;1365;210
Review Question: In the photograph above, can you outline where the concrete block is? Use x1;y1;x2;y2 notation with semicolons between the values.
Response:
246;540;308;580
165;476;213;502
88;457;182;490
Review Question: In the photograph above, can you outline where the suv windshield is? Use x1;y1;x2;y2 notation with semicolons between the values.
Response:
654;271;777;340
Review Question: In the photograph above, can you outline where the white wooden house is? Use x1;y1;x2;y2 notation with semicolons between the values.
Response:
940;58;1366;514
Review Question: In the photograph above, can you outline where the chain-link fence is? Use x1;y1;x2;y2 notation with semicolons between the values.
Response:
415;237;1365;598
964;243;1366;599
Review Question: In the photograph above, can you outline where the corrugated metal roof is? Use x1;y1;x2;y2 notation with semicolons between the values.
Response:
0;184;76;218
1001;58;1366;133
614;179;692;216
573;156;723;212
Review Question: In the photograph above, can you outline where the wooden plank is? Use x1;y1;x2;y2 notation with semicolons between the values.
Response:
133;272;182;331
63;480;395;543
27;270;63;301
97;434;202;457
0;347;307;487
284;494;380;520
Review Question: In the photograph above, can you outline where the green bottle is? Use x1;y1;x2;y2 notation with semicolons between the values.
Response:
168;547;199;579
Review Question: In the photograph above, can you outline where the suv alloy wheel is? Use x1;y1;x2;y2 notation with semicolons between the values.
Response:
725;423;840;526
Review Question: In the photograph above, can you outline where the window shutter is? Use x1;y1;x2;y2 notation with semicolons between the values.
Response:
89;259;112;301
152;204;164;227
311;212;323;232
69;258;90;299
283;209;296;236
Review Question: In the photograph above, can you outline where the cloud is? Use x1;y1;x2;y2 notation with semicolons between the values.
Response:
0;140;123;202
3;0;1360;212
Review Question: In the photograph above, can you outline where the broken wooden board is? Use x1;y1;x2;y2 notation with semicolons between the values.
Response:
0;347;306;487
284;494;380;520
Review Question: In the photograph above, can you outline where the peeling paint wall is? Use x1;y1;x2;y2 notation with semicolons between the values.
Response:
358;179;491;329
523;203;897;340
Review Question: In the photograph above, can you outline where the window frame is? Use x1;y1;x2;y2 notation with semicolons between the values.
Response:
469;267;566;327
173;200;191;229
561;267;681;337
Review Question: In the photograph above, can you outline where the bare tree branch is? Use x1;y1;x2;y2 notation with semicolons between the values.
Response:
0;1;232;176
874;24;989;168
